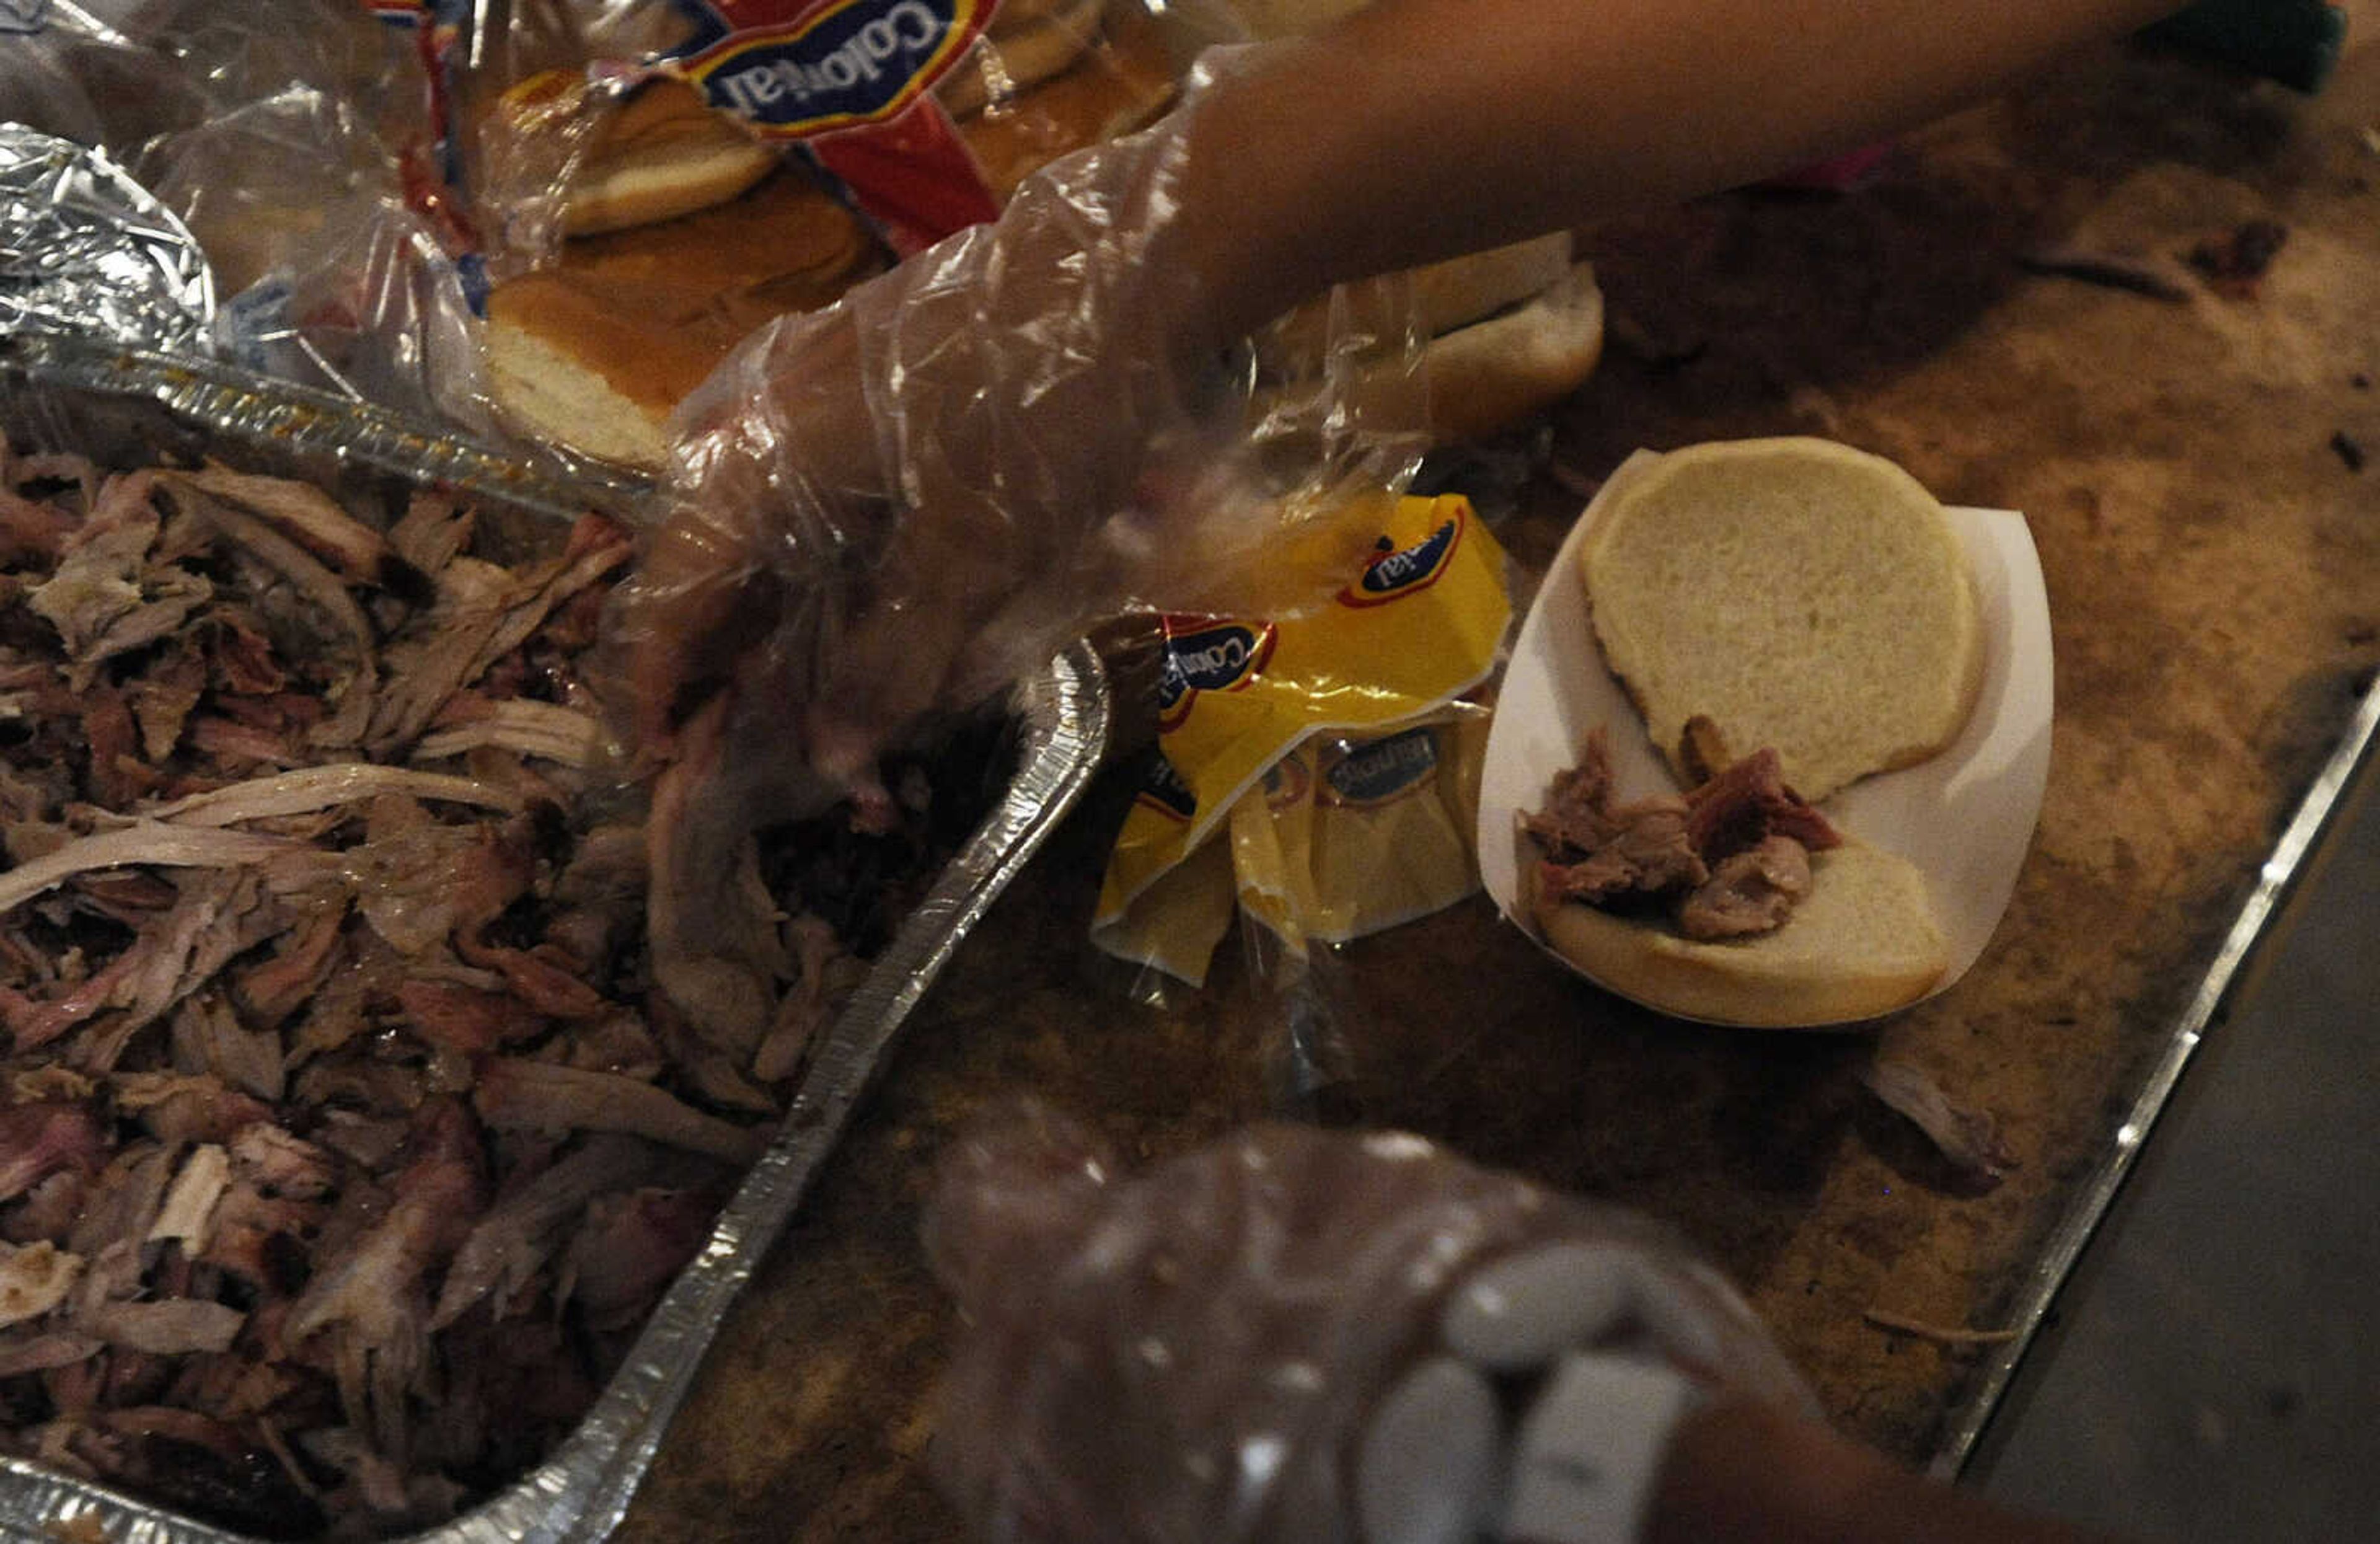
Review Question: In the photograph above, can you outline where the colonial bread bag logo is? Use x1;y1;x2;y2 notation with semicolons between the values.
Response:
1093;495;1510;981
664;0;995;138
1318;726;1441;808
1338;506;1466;607
1155;617;1277;730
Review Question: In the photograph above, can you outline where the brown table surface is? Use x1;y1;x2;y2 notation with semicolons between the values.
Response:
620;19;2380;1541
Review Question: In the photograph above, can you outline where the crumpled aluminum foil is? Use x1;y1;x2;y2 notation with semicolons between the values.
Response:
0;123;216;353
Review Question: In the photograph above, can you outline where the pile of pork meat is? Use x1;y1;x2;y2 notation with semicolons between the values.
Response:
0;443;923;1536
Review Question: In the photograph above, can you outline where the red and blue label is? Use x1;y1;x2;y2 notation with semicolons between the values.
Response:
1337;506;1466;608
364;0;477;252
657;0;1004;249
665;0;992;135
1155;617;1277;731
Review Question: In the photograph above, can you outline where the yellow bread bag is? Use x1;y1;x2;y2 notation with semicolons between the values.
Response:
1093;493;1509;985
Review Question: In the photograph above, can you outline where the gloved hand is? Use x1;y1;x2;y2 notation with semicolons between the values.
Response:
605;45;1421;823
922;1103;1817;1544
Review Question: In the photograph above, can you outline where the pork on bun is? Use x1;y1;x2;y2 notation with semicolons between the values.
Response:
1521;438;1982;1026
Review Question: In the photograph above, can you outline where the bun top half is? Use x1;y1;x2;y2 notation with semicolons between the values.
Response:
1580;437;1982;805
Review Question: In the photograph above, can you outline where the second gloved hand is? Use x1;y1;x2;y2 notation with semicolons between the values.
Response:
922;1104;1819;1544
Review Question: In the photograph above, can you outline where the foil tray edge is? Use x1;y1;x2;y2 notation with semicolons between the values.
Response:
0;339;1115;1544
1932;669;2380;1476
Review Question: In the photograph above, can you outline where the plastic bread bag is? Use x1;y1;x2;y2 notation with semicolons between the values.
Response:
454;1;1596;476
209;173;498;435
922;1102;1818;1544
453;0;1249;473
595;45;1428;1041
139;87;499;430
0;1;495;428
1085;487;1510;1114
0;4;430;268
0;2;252;154
136;3;494;425
458;0;1243;261
1089;491;1506;946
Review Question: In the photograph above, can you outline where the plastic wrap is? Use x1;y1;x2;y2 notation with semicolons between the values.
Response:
2;0;490;428
923;1103;1818;1543
454;0;1264;475
0;3;207;153
144;6;487;427
452;0;1243;267
1090;493;1508;988
606;42;1426;825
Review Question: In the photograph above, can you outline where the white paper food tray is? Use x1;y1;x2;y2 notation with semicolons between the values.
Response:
1475;448;2055;1028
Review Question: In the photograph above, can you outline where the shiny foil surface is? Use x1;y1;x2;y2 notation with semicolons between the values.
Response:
0;126;216;355
0;335;1114;1544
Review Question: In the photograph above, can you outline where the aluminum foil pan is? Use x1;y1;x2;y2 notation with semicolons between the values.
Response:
0;335;1114;1544
0;125;215;353
1;328;650;524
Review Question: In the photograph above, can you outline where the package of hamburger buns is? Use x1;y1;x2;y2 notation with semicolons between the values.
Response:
443;0;1248;470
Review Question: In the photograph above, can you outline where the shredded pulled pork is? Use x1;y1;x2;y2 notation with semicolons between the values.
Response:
1526;728;1841;939
0;447;954;1538
1857;1057;2020;1193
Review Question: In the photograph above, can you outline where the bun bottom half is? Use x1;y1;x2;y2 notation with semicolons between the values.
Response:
1525;839;1947;1028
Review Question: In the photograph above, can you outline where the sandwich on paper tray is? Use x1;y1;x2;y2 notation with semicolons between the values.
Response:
1514;438;1991;1028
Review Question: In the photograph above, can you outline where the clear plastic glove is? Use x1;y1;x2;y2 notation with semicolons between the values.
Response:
922;1103;1817;1544
603;45;1421;823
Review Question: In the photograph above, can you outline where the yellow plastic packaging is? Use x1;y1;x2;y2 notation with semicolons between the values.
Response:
1093;493;1509;985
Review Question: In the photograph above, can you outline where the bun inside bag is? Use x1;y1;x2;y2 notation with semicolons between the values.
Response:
477;0;1188;469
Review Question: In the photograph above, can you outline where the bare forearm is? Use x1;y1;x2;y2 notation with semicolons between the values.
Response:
1649;1400;2131;1544
1176;0;2188;343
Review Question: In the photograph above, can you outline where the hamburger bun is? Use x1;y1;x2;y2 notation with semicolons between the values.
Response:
483;169;881;468
558;77;780;236
1581;438;1983;803
1409;258;1605;443
1526;838;1949;1027
485;71;782;239
1520;438;1983;1026
951;0;1181;200
934;0;1110;119
1261;234;1606;446
481;1;1183;465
